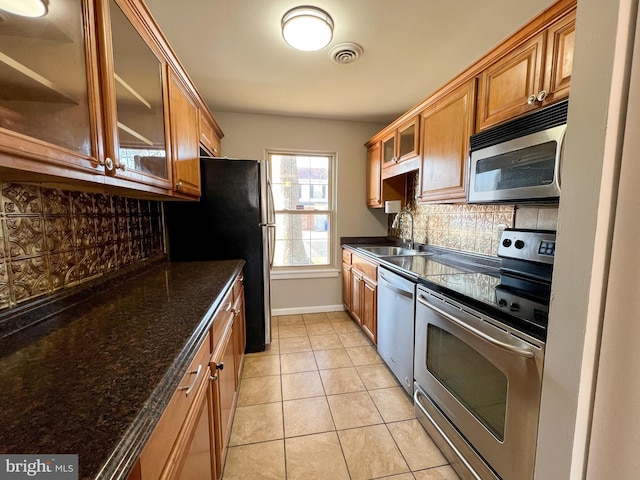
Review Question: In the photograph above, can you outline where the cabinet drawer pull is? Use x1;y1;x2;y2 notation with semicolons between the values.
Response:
178;364;202;396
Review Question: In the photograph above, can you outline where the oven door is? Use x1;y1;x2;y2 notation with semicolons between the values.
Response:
414;286;544;480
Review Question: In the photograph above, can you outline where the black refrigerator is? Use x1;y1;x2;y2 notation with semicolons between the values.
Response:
164;157;274;353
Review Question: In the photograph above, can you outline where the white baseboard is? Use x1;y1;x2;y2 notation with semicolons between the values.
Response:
272;304;346;316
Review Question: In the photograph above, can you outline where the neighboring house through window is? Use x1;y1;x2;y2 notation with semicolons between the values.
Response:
267;150;335;270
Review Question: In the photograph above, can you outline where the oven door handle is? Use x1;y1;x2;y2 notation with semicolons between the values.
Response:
417;294;535;359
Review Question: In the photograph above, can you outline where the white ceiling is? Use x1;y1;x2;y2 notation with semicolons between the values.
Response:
144;0;555;125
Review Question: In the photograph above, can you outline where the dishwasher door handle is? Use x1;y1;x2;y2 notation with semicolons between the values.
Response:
379;274;413;299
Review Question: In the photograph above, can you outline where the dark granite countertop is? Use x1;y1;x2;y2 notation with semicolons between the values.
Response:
0;259;244;480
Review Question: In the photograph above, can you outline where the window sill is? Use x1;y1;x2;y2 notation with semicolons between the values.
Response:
271;268;340;280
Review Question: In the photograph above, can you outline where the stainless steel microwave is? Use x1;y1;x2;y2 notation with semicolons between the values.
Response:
467;100;568;204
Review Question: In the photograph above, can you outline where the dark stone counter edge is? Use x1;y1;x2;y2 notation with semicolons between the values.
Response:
93;261;244;480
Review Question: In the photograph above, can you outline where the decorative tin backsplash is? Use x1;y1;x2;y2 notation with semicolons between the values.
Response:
391;203;515;256
389;173;515;256
0;183;165;311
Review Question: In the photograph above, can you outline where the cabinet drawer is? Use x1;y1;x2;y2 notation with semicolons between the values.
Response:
211;289;234;350
342;250;352;265
352;254;377;281
140;333;211;480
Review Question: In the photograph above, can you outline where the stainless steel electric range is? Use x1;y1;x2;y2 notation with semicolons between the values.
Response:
387;229;555;480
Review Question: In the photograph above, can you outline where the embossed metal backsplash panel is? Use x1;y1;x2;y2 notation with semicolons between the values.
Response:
0;183;165;311
389;172;515;256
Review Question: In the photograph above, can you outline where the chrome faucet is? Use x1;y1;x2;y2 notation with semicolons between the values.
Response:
392;209;414;249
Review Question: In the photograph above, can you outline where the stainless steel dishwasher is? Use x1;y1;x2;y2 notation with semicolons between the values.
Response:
377;267;416;395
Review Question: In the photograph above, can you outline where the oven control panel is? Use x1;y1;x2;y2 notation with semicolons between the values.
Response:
498;229;556;264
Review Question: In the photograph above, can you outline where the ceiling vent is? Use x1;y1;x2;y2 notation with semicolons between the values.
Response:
329;43;364;65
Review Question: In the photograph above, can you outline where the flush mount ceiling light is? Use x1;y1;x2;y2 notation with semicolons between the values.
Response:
0;0;47;17
281;5;334;52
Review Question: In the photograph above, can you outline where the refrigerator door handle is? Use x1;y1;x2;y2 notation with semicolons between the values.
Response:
266;178;276;267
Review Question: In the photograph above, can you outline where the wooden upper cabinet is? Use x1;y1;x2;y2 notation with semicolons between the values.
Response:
419;80;476;203
476;33;545;131
366;141;406;209
543;10;576;105
366;142;383;207
477;8;576;131
169;72;201;198
198;110;221;157
0;0;105;179
97;0;172;189
381;116;420;169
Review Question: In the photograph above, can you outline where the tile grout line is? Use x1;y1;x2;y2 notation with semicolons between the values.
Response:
230;313;456;479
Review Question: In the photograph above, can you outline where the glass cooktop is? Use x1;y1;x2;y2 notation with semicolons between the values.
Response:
381;254;549;341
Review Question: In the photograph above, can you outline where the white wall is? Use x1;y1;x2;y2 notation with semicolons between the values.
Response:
585;3;640;476
535;0;636;478
212;111;387;313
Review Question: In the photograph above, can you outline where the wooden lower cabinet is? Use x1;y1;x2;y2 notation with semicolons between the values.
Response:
173;378;215;480
361;277;377;344
210;311;237;479
135;272;245;480
350;271;364;326
342;262;352;312
342;248;378;344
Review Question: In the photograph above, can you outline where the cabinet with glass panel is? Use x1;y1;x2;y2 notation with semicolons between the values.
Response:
0;0;214;198
380;115;420;179
96;0;172;191
0;0;105;181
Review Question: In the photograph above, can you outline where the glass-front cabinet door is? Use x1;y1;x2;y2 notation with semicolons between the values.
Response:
0;0;103;175
97;0;171;188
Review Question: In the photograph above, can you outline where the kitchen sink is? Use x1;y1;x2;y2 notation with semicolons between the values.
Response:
357;246;434;257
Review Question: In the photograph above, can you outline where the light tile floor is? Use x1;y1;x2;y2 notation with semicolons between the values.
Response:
222;312;461;480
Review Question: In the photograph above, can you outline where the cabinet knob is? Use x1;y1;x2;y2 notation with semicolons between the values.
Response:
214;362;224;371
536;90;547;102
527;94;537;105
104;157;115;172
213;147;218;155
176;181;183;190
117;161;126;171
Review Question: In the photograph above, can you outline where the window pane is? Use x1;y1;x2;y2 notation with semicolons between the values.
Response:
274;213;329;266
271;154;329;211
269;152;332;268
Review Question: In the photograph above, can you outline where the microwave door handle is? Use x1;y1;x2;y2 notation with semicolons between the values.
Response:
416;294;535;359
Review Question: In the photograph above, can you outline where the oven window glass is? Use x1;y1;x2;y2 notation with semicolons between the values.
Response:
474;141;557;192
427;325;507;440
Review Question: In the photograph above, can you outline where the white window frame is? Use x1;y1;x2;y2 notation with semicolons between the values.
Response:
266;148;339;279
